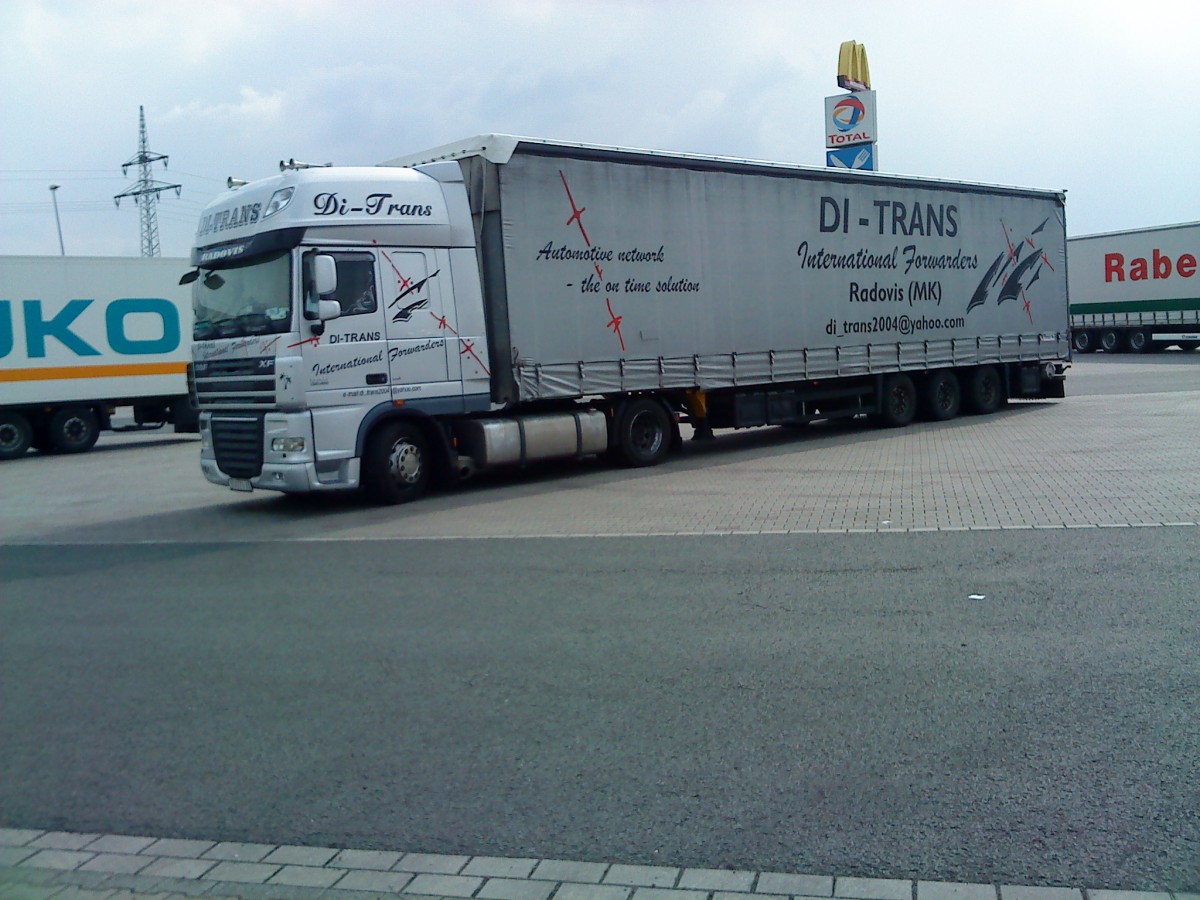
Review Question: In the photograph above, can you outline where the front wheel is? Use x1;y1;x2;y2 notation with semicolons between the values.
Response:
613;398;673;467
48;406;99;454
1072;330;1095;353
362;421;431;504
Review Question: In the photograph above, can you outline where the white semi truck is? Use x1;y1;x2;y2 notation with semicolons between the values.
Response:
185;135;1069;503
1068;221;1200;353
0;256;197;460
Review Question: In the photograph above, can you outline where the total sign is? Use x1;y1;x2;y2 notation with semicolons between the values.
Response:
825;90;877;147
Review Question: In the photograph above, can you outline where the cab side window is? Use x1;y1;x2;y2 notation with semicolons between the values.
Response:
331;253;377;316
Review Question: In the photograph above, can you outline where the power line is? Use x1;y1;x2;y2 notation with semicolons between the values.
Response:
113;105;181;257
0;200;206;210
1;204;122;214
1;169;228;187
0;168;120;175
0;173;128;182
164;169;227;185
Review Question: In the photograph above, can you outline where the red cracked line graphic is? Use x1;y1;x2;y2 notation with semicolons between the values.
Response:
998;224;1034;325
605;298;624;346
559;170;625;351
560;170;591;246
377;244;413;293
431;310;490;376
999;221;1033;324
377;246;489;375
1000;220;1053;326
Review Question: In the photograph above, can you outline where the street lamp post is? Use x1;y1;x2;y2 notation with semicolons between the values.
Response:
49;184;65;256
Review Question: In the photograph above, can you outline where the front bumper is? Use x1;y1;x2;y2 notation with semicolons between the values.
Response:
199;411;360;494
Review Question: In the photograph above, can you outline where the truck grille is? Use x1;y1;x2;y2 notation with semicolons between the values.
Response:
210;415;265;479
193;357;276;410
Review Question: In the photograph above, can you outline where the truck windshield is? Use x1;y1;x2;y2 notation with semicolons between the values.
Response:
192;250;291;341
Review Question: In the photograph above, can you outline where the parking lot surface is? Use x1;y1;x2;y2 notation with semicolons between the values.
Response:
3;369;1200;544
2;358;1199;895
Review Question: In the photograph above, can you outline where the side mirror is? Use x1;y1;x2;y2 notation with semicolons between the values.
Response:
314;254;337;297
318;299;341;321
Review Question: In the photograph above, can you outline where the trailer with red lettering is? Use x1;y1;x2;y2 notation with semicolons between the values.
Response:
1068;221;1200;353
0;255;197;460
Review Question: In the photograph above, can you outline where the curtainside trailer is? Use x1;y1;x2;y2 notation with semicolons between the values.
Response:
184;135;1069;503
1068;221;1200;353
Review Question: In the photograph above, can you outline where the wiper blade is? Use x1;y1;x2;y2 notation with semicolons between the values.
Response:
193;315;238;340
195;315;235;328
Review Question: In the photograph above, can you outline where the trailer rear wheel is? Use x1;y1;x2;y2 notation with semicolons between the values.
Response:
877;374;917;427
1071;330;1095;353
48;406;99;454
920;370;961;421
1099;329;1121;352
614;398;672;467
1125;329;1150;353
964;366;1004;415
0;411;34;460
362;421;431;504
1178;341;1199;352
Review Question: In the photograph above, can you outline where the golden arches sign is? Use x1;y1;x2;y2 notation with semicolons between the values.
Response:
837;40;870;91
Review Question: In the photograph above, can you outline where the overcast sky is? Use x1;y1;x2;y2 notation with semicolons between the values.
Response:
2;0;1197;259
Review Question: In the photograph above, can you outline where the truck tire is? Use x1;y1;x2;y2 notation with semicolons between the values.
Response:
614;397;672;467
877;374;917;427
362;421;431;504
964;365;1004;415
920;370;961;421
0;411;34;460
1099;329;1121;352
1178;341;1199;352
1071;330;1095;353
47;406;99;454
1125;329;1150;353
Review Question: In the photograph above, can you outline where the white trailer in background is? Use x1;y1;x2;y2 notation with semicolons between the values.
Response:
0;256;196;460
1068;221;1200;353
184;135;1069;503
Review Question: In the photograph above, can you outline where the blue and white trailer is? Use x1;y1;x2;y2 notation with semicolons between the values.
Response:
0;255;196;459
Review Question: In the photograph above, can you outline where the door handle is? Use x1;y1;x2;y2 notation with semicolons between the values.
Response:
366;373;387;385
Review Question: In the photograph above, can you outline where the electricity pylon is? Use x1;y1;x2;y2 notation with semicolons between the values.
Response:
114;105;181;257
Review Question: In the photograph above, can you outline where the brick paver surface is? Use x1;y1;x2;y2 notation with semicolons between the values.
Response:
1;828;1194;900
3;386;1199;545
383;391;1196;538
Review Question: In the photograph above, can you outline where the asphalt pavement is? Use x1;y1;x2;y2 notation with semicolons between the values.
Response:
1;356;1198;896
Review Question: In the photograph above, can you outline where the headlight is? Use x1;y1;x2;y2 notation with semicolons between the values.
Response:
272;437;305;453
262;186;295;220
